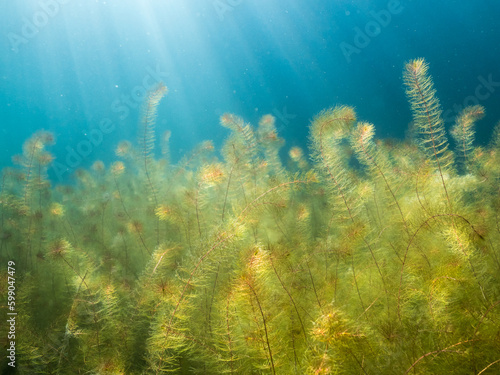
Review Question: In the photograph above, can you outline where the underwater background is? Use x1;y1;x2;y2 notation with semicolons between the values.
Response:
2;1;500;374
1;0;499;179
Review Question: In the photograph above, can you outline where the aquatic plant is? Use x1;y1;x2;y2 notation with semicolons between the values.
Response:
1;59;500;374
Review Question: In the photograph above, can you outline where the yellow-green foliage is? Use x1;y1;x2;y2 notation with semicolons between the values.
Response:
1;59;500;374
403;59;453;173
451;105;485;173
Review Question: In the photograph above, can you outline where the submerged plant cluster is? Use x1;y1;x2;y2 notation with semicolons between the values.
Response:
1;59;500;374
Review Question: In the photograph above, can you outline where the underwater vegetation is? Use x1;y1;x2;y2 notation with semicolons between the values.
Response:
1;59;500;374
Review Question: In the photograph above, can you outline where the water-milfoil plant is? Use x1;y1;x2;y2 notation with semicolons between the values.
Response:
1;60;499;374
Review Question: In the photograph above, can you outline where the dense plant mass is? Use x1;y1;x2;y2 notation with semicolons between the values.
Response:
1;59;500;374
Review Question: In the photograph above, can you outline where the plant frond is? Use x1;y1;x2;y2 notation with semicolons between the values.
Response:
403;59;453;174
451;105;485;173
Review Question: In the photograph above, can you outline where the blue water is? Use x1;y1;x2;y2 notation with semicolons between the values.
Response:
1;0;499;182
